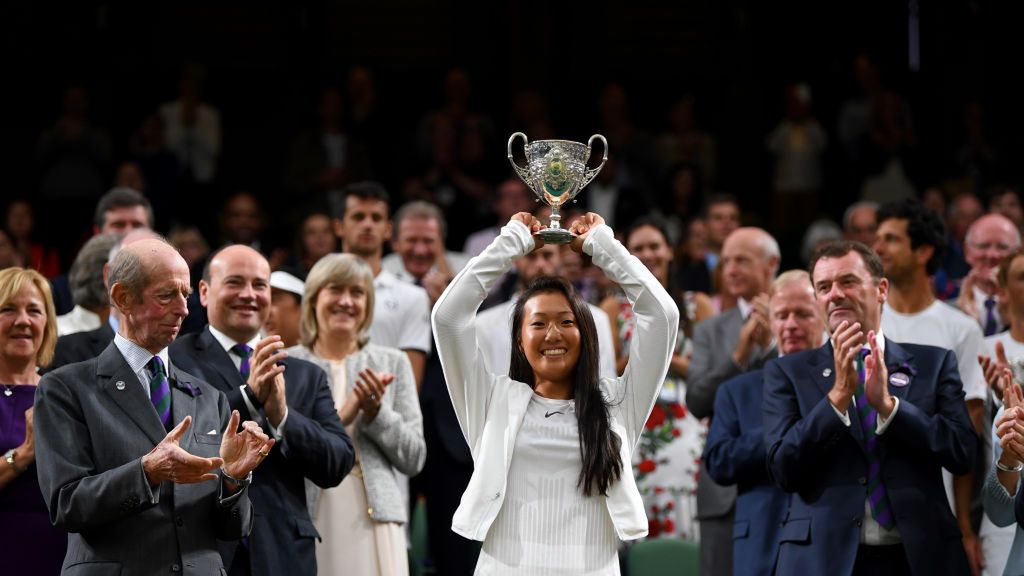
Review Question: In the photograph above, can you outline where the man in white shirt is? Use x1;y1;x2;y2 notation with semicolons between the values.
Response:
874;198;988;573
475;241;617;380
955;213;1021;336
331;182;432;387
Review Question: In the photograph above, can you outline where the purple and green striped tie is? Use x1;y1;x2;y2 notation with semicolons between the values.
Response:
855;348;895;529
147;356;172;430
232;343;253;380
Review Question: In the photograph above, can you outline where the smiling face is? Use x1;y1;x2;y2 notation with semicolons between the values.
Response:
966;214;1020;277
200;245;271;344
627;225;673;284
394;216;442;280
0;282;47;366
314;282;368;340
519;291;581;386
812;251;887;334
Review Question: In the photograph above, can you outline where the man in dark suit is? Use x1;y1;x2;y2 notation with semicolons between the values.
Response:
34;237;275;575
764;241;976;575
170;244;354;576
703;269;825;576
686;226;780;576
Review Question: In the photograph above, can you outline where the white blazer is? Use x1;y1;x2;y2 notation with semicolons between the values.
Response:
431;221;680;542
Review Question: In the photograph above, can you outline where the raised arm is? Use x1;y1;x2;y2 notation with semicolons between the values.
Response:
431;215;537;450
578;218;680;448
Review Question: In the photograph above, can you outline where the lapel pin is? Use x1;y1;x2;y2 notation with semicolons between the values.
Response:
822;368;832;377
889;372;911;387
115;380;126;391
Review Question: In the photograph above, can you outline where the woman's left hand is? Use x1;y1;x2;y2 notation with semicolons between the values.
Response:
353;368;395;423
569;212;606;253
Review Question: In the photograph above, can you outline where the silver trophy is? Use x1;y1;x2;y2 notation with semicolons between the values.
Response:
507;132;608;244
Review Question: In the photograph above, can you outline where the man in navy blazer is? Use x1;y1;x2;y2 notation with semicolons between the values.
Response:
704;269;826;576
764;241;976;576
170;245;354;576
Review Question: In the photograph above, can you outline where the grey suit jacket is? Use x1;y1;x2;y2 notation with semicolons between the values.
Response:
686;306;775;519
34;343;252;576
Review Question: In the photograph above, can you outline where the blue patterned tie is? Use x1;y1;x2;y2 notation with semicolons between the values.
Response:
147;356;172;430
984;297;999;337
855;348;895;529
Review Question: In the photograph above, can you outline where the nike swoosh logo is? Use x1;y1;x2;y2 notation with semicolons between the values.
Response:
544;410;564;418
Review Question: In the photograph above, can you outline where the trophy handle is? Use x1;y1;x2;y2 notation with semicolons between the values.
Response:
507;132;531;183
582;134;609;187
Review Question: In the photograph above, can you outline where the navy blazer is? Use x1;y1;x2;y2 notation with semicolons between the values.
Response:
170;327;354;576
703;369;789;576
763;339;975;576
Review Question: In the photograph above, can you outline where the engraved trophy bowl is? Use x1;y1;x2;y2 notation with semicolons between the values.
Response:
507;132;608;244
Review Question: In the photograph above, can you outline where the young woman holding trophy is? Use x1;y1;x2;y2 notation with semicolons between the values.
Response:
431;131;679;575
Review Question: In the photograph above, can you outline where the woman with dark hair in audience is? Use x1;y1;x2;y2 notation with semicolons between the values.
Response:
287;253;425;576
432;212;679;573
600;217;712;541
0;267;66;574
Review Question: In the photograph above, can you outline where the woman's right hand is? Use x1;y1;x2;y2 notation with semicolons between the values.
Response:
19;407;35;461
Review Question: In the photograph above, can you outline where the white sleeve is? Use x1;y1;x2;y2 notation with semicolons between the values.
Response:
957;323;988;401
585;225;680;449
432;221;534;449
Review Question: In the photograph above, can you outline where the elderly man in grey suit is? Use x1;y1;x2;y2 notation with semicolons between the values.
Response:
34;238;276;575
686;226;779;576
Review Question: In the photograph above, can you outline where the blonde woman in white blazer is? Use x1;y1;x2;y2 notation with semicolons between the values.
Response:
432;212;680;575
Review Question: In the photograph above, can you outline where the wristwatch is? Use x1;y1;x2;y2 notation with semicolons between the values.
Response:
4;449;25;474
222;468;253;489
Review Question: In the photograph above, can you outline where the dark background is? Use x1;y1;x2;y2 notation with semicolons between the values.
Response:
7;0;1023;264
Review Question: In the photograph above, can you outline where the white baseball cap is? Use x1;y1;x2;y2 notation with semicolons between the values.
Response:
270;271;304;297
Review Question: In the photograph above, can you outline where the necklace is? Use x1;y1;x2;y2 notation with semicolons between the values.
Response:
2;385;14;397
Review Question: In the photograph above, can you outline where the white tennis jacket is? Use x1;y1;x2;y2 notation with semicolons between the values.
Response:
431;221;680;542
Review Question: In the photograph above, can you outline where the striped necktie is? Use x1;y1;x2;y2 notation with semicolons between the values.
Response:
855;348;895;529
147;356;172;430
232;343;253;380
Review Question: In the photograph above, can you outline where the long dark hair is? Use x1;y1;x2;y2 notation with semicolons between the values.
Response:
509;276;622;496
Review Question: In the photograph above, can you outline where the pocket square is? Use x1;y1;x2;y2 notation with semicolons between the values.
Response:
206;429;218;435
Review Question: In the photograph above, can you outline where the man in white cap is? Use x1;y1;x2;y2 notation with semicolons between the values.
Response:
264;269;304;348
